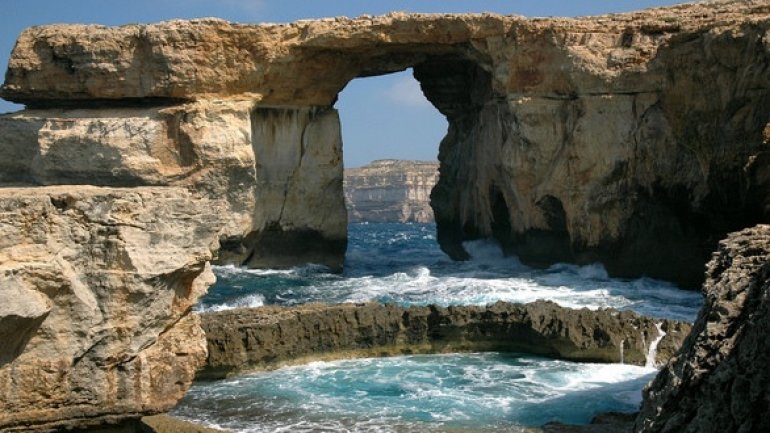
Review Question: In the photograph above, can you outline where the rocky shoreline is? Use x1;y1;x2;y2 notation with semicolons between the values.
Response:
198;300;690;379
635;225;770;433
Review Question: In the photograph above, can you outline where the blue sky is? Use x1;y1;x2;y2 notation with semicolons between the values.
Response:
1;0;688;167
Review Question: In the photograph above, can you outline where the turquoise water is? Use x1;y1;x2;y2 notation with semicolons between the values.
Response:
177;223;703;432
174;353;657;433
198;223;702;321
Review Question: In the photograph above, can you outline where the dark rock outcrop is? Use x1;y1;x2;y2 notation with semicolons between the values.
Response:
635;224;770;433
344;160;438;223
198;301;690;379
544;413;636;433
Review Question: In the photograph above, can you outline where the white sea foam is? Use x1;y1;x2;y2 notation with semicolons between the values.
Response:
645;323;666;368
202;224;701;320
189;225;699;431
199;293;265;312
206;255;701;320
173;353;657;432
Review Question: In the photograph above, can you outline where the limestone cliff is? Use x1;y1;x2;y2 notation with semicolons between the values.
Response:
198;301;691;379
635;224;770;433
0;187;222;432
344;160;438;223
0;102;347;271
1;0;768;286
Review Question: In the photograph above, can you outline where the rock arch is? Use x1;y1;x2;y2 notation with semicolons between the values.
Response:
0;2;769;430
2;7;769;287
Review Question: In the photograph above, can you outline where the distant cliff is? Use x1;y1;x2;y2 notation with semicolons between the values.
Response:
344;160;439;223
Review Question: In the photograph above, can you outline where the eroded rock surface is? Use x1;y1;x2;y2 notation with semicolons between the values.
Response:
0;187;222;432
198;301;690;379
1;0;768;285
635;224;770;433
0;101;346;271
344;160;438;223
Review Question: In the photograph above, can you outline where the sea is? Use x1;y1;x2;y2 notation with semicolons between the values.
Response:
172;223;703;432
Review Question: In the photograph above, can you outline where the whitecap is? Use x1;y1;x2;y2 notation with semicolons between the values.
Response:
199;293;265;312
202;224;703;321
173;353;657;432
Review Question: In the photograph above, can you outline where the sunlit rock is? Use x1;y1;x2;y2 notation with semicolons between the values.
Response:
0;187;222;432
345;160;438;223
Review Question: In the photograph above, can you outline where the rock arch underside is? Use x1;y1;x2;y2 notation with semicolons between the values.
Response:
0;1;769;432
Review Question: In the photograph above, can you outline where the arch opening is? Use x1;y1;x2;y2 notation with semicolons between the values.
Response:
334;54;505;257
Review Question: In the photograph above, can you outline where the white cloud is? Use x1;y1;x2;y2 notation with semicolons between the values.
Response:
386;75;432;108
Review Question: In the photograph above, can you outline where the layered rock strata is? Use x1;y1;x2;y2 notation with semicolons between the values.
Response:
344;160;438;223
1;0;768;286
0;187;222;432
635;224;770;433
198;301;691;379
0;102;346;271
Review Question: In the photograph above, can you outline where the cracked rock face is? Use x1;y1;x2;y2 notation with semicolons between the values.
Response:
635;224;770;433
0;187;222;432
0;101;347;271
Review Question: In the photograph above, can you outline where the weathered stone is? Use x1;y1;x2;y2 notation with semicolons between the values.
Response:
543;413;636;433
242;106;346;270
2;2;767;106
1;0;768;285
0;102;255;243
0;186;222;432
428;23;770;288
0;3;768;430
635;224;770;433
0;275;51;366
344;160;438;223
0;101;346;270
198;301;690;379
